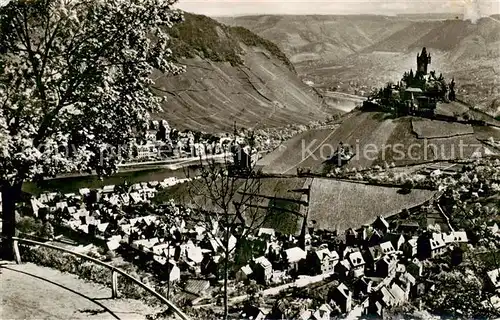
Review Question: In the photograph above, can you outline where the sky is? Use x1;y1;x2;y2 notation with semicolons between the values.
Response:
175;0;500;18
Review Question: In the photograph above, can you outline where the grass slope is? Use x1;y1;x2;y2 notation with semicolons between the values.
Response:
411;119;474;139
260;111;398;173
307;178;435;233
155;177;308;235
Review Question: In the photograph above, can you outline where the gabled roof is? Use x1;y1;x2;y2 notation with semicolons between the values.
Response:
97;222;109;233
185;244;203;264
153;255;167;265
380;286;395;306
184;279;210;296
377;253;398;267
370;229;383;241
345;228;358;236
79;188;91;196
102;185;115;193
389;283;406;303
340;259;351;270
406;87;423;93
298;310;312;320
315;248;332;261
336;283;351;299
383;233;405;249
56;201;68;210
447;231;468;243
239;264;253;275
406;237;418;247
399;271;416;286
374;216;389;229
254;256;272;269
487;268;500;287
285;247;307;263
258;228;275;237
429;234;446;249
348;251;365;267
379;241;395;254
313;303;333;320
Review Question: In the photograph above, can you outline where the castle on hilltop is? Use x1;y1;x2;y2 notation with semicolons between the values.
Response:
365;47;456;117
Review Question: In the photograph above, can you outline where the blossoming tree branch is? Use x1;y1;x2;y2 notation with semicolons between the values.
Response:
0;0;184;258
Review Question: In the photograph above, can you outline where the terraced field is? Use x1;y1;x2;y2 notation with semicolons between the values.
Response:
425;135;489;160
307;178;436;233
437;101;500;127
259;111;395;173
474;125;500;141
157;176;436;236
411;119;474;139
155;177;309;235
257;128;339;174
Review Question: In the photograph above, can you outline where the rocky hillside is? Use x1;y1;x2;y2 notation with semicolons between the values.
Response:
218;15;500;118
152;13;338;132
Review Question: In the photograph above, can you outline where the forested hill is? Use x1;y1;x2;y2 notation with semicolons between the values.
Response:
152;13;337;132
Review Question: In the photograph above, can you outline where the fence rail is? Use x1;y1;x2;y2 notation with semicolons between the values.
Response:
10;236;190;320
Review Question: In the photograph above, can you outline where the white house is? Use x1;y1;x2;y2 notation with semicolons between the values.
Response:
348;251;365;277
284;247;307;272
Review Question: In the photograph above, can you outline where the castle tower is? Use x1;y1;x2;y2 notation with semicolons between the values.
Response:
417;47;431;75
449;78;456;101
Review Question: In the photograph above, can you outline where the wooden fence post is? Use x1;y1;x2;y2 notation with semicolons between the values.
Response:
13;240;21;264
111;270;119;298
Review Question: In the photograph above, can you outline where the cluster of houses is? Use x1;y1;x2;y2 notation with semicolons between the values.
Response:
132;120;222;160
130;120;258;164
28;176;500;318
29;177;191;241
24;157;500;318
235;213;494;319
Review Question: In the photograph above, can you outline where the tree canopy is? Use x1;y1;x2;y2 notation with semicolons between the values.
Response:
0;0;184;258
0;0;184;184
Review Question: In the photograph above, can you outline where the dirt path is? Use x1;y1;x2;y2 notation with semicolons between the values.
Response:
0;262;160;320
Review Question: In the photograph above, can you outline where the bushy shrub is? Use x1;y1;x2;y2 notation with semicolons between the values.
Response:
16;216;43;235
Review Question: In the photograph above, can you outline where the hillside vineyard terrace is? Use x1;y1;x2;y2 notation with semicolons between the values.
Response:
300;139;485;164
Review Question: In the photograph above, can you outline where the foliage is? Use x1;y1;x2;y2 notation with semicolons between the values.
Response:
182;155;266;319
265;198;300;235
16;215;43;234
229;25;295;72
0;0;184;184
40;221;54;239
423;269;498;318
234;238;266;269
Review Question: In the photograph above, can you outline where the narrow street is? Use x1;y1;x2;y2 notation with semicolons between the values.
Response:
229;271;336;304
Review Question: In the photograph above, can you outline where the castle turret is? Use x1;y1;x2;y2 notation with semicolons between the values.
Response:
449;78;456;101
417;47;431;75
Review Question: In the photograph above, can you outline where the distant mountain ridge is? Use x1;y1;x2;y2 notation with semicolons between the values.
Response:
218;15;412;64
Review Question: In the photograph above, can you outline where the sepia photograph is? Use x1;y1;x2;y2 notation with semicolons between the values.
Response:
0;0;499;319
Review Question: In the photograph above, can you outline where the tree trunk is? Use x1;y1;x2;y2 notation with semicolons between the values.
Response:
223;229;229;320
1;181;23;260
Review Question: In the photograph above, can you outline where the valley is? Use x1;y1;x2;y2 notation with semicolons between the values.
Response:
4;4;500;320
219;14;500;118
